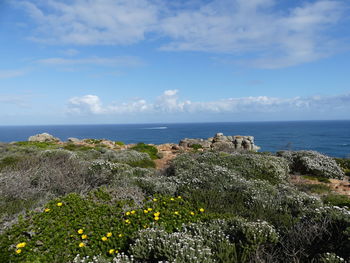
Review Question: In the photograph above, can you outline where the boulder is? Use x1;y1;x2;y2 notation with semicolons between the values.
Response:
277;150;345;179
179;133;260;153
28;133;60;143
67;137;81;143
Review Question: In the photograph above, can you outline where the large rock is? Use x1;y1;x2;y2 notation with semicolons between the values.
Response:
28;133;60;143
179;133;260;153
277;150;345;179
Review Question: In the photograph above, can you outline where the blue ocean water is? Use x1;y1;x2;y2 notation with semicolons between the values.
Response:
0;121;349;158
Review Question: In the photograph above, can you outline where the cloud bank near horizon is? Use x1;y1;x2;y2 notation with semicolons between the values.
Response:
18;0;348;69
67;90;350;117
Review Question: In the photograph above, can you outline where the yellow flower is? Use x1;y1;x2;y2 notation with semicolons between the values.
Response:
118;233;123;238
177;196;182;199
115;249;119;254
174;211;179;215
143;209;149;213
153;198;157;202
16;242;26;248
125;219;131;224
170;198;175;201
125;211;131;216
163;201;166;204
131;210;136;214
79;242;85;248
154;216;160;221
199;208;205;213
154;212;160;217
101;236;108;241
77;229;84;234
190;212;195;216
15;249;22;254
81;234;88;239
143;225;148;228
57;202;63;207
107;232;112;237
147;208;153;211
109;249;115;254
44;208;50;212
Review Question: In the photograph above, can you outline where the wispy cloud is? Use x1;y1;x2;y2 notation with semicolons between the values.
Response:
0;69;27;79
17;0;349;68
37;56;144;67
67;90;350;116
0;94;31;107
18;0;159;45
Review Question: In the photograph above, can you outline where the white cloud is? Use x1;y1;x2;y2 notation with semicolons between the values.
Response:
17;0;348;69
37;56;144;67
0;69;27;79
160;0;346;68
18;0;159;45
66;90;350;116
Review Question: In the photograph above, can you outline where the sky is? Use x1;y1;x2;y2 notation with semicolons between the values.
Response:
0;0;350;125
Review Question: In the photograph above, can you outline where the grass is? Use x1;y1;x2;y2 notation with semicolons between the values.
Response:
0;156;21;171
14;141;58;149
302;175;331;183
296;183;332;195
323;194;350;209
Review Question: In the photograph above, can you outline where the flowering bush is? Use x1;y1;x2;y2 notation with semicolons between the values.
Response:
277;151;345;179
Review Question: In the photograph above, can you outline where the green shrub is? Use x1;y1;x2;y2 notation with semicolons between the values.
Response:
190;144;203;151
63;144;94;151
14;141;58;149
0;156;21;171
296;183;332;194
130;143;158;160
302;175;331;183
323;194;350;209
115;141;125;146
0;193;207;263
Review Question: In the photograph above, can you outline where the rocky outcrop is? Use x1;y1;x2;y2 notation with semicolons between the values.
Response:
28;133;60;143
179;133;260;152
67;137;81;143
277;150;345;179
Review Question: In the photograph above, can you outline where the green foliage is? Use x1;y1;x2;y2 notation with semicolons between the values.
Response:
130;143;159;160
127;159;156;168
63;143;94;151
189;144;203;151
323;194;350;209
334;158;350;176
0;193;207;263
297;183;332;194
0;156;21;170
115;141;125;146
14;141;58;149
302;175;331;183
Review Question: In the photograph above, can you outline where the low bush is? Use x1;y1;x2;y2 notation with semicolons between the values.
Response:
296;183;332;195
302;175;331;183
130;143;158;160
115;141;125;146
277;151;345;179
323;194;350;209
0;193;207;263
14;141;58;149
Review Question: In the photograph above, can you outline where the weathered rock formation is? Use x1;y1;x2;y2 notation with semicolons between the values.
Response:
179;133;260;152
28;133;60;143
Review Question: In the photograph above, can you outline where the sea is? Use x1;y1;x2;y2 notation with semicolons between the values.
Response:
0;120;349;158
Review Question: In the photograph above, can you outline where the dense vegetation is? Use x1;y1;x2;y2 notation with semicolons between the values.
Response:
0;141;349;262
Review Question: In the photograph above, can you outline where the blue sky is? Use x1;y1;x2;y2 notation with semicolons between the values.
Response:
0;0;350;125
